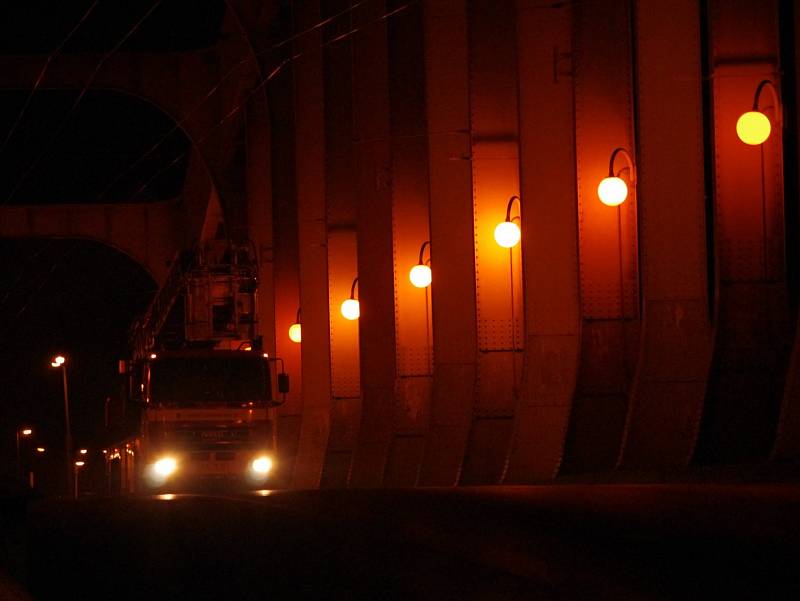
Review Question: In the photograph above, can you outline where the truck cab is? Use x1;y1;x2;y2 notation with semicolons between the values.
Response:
107;349;283;493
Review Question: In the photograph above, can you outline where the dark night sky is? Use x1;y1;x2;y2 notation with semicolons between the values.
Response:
0;239;156;488
0;1;228;490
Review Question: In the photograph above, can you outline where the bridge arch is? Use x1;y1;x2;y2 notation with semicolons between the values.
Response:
0;88;229;285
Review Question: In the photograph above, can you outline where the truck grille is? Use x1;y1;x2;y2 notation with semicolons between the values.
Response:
169;428;251;444
187;450;240;462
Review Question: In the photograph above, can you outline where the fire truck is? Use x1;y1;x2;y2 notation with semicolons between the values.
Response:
105;240;287;494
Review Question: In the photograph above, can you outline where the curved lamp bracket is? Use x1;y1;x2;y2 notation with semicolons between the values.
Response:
417;240;431;265
753;79;782;127
504;195;521;222
608;147;636;185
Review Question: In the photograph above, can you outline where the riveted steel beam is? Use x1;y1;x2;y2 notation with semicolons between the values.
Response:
417;0;478;486
617;0;714;470
291;0;333;489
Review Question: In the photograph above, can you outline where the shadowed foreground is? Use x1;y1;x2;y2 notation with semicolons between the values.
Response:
14;485;800;600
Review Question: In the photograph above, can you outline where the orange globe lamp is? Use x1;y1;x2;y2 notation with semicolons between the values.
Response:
494;196;521;248
288;308;302;343
409;241;432;288
736;80;780;146
598;148;635;207
341;277;360;320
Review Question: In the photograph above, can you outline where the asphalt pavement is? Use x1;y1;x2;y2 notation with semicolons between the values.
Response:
7;484;800;600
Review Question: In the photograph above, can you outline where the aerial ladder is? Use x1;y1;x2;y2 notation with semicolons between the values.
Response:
129;238;260;359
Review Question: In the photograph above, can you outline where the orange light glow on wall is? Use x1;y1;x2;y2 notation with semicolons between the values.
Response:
598;147;636;207
736;80;780;146
409;241;432;288
494;195;522;248
341;277;360;320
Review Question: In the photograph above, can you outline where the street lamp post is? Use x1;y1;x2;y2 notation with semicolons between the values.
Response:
31;447;45;490
51;355;72;498
73;461;84;500
15;427;33;487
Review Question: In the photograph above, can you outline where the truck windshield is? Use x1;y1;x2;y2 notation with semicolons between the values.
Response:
149;356;270;405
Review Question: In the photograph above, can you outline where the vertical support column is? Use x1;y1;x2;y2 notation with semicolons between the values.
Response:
617;0;713;469
292;0;332;489
268;58;303;482
349;0;396;487
325;231;360;486
460;0;522;485
245;93;276;357
773;0;800;461
561;0;640;474
503;0;579;483
696;0;792;463
383;0;434;487
418;0;478;486
320;0;361;487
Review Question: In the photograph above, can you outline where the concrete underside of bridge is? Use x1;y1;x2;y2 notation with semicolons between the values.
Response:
2;0;800;488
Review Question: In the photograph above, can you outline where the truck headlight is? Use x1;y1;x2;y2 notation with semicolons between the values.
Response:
154;457;177;477
145;456;179;488
251;456;273;475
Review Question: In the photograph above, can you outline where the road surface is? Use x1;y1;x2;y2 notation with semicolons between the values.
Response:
3;484;799;600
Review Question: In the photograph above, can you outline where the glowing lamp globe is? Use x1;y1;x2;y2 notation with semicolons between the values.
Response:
340;298;360;320
409;264;432;288
154;457;177;477
288;323;302;343
736;111;771;145
494;221;521;248
251;456;273;474
597;176;628;206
